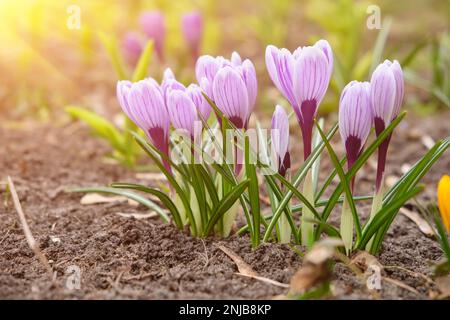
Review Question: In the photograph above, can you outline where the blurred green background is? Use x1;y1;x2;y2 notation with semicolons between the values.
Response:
0;0;448;124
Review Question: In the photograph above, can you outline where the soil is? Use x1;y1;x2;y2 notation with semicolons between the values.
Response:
0;111;449;300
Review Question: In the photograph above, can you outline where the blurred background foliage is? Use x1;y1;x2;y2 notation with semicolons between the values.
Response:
0;0;448;124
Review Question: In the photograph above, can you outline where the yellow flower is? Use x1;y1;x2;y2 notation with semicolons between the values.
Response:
438;175;450;233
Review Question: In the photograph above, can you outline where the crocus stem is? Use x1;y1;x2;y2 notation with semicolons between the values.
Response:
375;138;390;192
301;171;315;247
301;122;313;160
276;185;291;244
340;195;353;255
366;177;385;251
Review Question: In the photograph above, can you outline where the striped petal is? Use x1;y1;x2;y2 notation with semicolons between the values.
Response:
212;66;248;128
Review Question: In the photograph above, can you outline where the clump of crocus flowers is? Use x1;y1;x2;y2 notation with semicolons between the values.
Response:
111;37;439;256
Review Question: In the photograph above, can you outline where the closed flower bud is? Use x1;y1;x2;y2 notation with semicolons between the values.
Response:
181;11;203;60
139;10;166;60
271;105;291;177
339;81;372;176
266;40;333;159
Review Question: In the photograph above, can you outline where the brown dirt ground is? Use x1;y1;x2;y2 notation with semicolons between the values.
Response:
0;111;449;299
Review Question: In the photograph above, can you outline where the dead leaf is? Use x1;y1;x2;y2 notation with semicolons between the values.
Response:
289;238;342;295
115;212;158;220
400;207;434;237
217;245;288;288
350;251;383;272
80;193;138;206
135;173;167;181
383;277;420;295
217;245;258;277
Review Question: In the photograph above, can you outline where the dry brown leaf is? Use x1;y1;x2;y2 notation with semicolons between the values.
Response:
217;245;288;288
383;277;420;295
217;245;258;277
115;212;158;220
350;251;383;272
400;207;434;237
289;238;342;295
135;173;167;181
80;193;138;206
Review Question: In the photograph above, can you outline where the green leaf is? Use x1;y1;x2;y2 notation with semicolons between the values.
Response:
434;211;450;262
204;179;250;236
132;132;199;235
292;195;373;213
273;172;321;221
245;136;261;247
66;106;125;154
69;186;169;222
371;136;450;252
111;183;183;229
315;121;361;242
317;112;406;239
98;32;127;80
132;40;153;82
262;122;339;242
357;186;424;249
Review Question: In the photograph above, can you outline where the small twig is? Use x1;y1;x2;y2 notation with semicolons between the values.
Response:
7;176;52;275
383;276;420;295
384;265;434;285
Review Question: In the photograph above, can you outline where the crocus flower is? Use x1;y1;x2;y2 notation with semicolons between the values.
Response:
139;10;166;60
196;52;257;128
266;40;333;160
438;175;450;233
370;60;404;191
162;68;211;123
167;89;198;139
339;81;372;189
122;32;143;66
181;11;203;61
117;78;171;172
271;105;291;177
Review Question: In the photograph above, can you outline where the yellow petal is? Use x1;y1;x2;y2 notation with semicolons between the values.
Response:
438;175;450;233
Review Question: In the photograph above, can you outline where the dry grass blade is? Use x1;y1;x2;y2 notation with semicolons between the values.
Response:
217;245;289;288
400;207;434;237
115;212;158;219
80;193;138;206
383;277;420;295
7;176;52;274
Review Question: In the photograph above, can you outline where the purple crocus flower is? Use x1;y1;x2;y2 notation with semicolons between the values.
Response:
339;81;373;189
196;52;257;128
370;60;404;192
139;10;166;60
122;32;143;66
181;11;203;61
162;68;211;123
186;83;211;121
271;105;291;177
266;40;333;160
117;78;171;172
167;89;198;139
